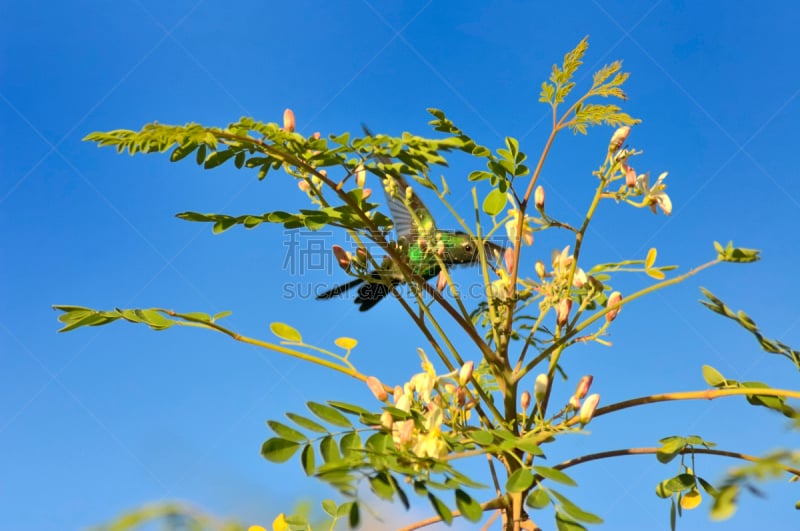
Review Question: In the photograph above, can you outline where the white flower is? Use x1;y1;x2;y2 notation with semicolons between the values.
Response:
636;172;672;215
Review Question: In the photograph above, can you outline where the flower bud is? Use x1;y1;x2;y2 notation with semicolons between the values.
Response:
534;185;545;210
535;260;546;280
534;373;548;401
520;390;531;411
624;164;637;188
283;108;296;132
458;361;474;386
454;386;467;406
405;186;414;201
380;410;393;429
393;385;403;404
355;163;366;188
579;393;600;425
298;180;310;192
556;298;573;328
608;126;630;153
606;291;622;322
361;188;372;200
394;419;414;446
572;268;587;288
331;245;351;270
366;376;388;402
574;375;593;400
504;247;515;274
568;395;581;411
311;131;321;140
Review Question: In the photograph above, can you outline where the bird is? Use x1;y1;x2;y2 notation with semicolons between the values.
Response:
316;126;502;311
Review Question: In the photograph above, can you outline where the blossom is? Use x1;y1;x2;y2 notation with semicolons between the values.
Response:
572;268;587;288
623;163;637;188
366;376;388;402
579;393;600;425
534;185;545;210
282;108;295;132
331;245;350;269
606;291;622;322
411;405;448;458
556;298;573;327
535;260;546;280
574;375;593;400
520;391;531;411
355;163;366;188
609;126;630;152
636;172;672;215
505;209;534;246
534;373;548;401
458;361;474;386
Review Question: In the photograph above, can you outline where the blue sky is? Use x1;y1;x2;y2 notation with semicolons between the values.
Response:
2;1;800;529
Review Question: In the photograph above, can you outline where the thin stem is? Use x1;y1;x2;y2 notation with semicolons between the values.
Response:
557;387;800;429
396;497;507;531
550;447;800;478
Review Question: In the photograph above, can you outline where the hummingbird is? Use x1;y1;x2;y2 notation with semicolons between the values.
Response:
316;127;502;311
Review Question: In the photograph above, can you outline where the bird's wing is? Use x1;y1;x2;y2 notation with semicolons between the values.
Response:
362;125;433;240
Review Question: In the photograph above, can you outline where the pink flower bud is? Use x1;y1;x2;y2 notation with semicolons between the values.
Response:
609;126;630;152
504;247;515;274
568;395;581;411
283;108;296;132
556;298;573;328
606;291;622;322
458;361;474;386
366;376;388;402
534;185;545;210
331;245;350;269
436;270;447;292
311;131;321;140
574;375;593;400
520;390;531;411
579;393;600;425
534;373;548;401
395;419;414;446
624;164;637;188
523;231;534;247
454;386;467;406
298;180;310;192
535;260;546;280
393;385;403;404
361;188;372;200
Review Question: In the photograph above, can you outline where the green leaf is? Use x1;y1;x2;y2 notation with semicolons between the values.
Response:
526;489;551;509
469;430;494;446
327;401;372;416
369;473;395;501
321;499;337;517
270;322;302;342
348;501;360;528
308;402;353;428
657;436;686;464
664;473;696;493
286;412;328;434
455;489;483;522
339;431;362;457
555;510;587;531
300;444;315;476
534;466;577;486
427;493;453;525
482;188;507;216
261;438;301;463
702;365;726;387
550;490;603;524
319;435;341;463
267;420;307;442
710;485;738;520
506;468;535;493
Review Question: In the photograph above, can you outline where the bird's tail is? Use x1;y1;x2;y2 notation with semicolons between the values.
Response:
316;278;364;299
354;279;400;311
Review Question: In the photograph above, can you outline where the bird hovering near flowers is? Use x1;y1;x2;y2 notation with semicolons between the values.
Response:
317;126;502;311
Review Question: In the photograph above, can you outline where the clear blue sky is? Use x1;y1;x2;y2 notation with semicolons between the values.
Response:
2;1;800;530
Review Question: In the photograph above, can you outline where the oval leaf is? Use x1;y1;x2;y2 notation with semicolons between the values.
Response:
267;420;307;442
335;337;358;350
270;322;302;342
526;489;550;509
455;489;483;523
534;466;577;486
702;365;726;387
308;402;352;428
427;493;453;525
261;438;301;463
507;468;535;493
680;489;702;510
482;188;507;216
